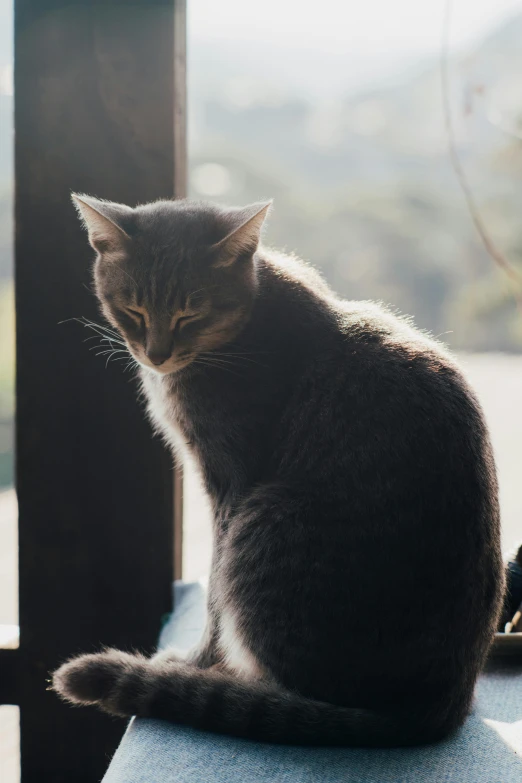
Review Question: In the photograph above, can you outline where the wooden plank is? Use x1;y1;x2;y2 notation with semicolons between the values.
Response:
0;649;20;705
174;0;188;200
14;1;185;780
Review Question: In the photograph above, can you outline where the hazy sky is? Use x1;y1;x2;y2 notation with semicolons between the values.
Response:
1;1;520;97
190;0;522;55
1;1;521;62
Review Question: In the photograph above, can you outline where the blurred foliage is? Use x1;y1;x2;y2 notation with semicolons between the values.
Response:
187;13;522;353
189;146;522;352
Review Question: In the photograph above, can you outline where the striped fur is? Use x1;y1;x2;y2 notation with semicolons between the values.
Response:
53;197;503;747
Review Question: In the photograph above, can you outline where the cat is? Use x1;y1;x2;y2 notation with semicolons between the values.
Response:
53;194;503;747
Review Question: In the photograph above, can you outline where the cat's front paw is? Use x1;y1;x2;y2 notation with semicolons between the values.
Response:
52;649;144;707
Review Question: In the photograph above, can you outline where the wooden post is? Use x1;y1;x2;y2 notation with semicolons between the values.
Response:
11;1;186;779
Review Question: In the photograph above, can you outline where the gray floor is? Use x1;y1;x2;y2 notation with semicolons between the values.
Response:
1;352;522;781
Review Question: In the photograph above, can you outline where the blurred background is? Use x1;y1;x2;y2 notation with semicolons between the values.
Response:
2;0;522;776
184;0;522;575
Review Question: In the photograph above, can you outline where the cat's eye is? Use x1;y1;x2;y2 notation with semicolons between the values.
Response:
175;313;198;330
125;308;145;327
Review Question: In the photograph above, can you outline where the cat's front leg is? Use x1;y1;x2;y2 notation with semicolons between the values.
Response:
185;618;222;668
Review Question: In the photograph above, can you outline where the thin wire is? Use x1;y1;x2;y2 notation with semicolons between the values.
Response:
440;0;522;310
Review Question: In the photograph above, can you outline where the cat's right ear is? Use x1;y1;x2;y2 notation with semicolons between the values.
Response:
72;194;133;255
211;201;272;268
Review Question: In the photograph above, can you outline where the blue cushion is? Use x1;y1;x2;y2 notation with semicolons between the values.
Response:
103;582;522;782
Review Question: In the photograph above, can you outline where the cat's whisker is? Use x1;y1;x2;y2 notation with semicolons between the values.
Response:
197;353;263;371
80;317;120;337
192;358;243;378
86;335;127;350
124;358;140;374
99;334;126;345
84;327;120;343
99;349;131;368
195;354;239;366
77;317;124;341
95;350;121;362
74;316;113;334
61;316;120;342
197;355;239;367
87;329;125;346
63;317;131;366
203;352;269;368
90;341;111;351
94;349;129;358
89;337;127;350
207;348;271;357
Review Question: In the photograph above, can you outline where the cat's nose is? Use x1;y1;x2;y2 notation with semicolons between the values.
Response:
146;349;171;366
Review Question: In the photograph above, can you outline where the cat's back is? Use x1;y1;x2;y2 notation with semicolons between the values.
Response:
264;251;483;434
249;255;502;710
336;298;491;460
269;253;499;558
296;287;494;490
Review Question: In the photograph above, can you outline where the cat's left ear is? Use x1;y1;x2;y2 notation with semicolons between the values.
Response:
72;194;134;256
212;201;272;268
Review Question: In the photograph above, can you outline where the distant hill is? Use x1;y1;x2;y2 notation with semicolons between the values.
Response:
1;12;522;348
188;12;522;352
190;12;522;191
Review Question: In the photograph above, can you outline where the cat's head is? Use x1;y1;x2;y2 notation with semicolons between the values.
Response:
73;195;271;375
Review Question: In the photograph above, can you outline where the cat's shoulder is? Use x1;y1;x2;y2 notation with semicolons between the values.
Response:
259;248;333;299
333;298;479;412
262;249;464;381
336;298;454;366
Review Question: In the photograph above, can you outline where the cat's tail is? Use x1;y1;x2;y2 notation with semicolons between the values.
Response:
53;649;454;747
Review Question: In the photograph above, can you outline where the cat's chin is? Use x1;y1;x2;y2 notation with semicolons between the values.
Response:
137;357;193;376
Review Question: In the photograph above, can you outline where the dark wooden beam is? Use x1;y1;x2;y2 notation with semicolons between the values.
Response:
14;1;185;780
0;648;21;705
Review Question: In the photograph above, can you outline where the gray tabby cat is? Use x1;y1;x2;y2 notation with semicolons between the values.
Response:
53;195;503;746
